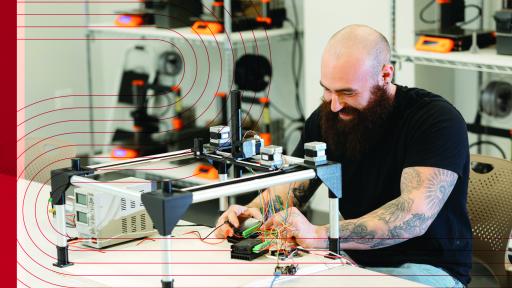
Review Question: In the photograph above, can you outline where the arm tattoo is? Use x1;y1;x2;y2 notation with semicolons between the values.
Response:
424;169;457;214
292;183;309;209
400;168;423;194
369;213;436;249
374;196;413;224
337;168;457;250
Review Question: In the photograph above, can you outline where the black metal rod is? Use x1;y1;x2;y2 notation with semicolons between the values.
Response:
230;90;243;178
467;123;511;139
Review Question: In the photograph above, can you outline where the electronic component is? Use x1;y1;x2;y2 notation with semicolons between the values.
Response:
415;36;455;53
192;21;224;35
231;238;268;261
274;264;298;275
415;30;496;52
227;219;261;243
241;137;264;159
115;14;145;27
242;221;262;238
209;125;231;148
260;145;283;168
252;240;271;253
74;177;155;248
304;142;327;166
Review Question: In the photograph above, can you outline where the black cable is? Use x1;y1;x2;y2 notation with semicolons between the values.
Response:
469;141;507;159
201;221;230;240
157;92;173;117
419;0;437;24
456;4;482;27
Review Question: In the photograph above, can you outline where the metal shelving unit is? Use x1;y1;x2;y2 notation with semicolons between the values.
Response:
390;0;512;75
392;47;512;75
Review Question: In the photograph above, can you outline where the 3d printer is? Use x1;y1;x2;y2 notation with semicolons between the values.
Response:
416;0;496;52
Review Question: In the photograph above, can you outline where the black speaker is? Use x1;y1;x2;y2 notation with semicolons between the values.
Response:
234;55;272;93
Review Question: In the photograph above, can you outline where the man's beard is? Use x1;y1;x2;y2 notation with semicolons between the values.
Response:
320;84;394;160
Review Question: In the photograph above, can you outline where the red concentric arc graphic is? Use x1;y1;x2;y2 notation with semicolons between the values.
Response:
16;1;291;287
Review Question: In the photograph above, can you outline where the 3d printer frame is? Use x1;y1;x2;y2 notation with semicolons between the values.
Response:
50;148;342;287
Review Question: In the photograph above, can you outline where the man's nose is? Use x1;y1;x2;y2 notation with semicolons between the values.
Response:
330;95;344;112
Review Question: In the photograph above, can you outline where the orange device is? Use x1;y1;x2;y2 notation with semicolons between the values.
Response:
191;21;224;35
415;36;455;53
194;164;219;180
111;147;139;159
115;15;144;27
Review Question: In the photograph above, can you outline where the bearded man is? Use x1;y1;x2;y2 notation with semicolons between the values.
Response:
215;24;471;287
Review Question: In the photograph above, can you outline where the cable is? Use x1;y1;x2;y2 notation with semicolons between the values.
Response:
469;141;507;159
181;221;229;245
270;272;280;288
419;0;437;24
456;4;482;27
201;221;230;239
157;92;173;117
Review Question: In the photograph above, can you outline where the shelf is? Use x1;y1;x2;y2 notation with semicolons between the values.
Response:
392;47;512;75
87;24;295;49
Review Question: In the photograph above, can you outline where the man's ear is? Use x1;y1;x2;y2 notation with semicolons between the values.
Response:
381;64;394;86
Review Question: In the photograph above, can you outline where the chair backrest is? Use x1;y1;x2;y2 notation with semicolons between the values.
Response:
23;137;77;185
468;154;512;287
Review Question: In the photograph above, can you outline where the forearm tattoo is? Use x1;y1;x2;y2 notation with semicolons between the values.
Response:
292;182;310;209
424;169;457;213
338;167;458;249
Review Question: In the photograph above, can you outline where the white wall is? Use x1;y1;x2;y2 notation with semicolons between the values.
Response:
22;3;90;153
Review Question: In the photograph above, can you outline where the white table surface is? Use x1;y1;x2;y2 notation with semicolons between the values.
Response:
17;179;429;288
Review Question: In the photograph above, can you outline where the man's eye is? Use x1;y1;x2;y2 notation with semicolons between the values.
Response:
341;91;355;96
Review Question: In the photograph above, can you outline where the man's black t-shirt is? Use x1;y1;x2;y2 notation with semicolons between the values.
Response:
292;85;472;285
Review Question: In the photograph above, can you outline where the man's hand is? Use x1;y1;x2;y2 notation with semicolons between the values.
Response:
214;205;263;238
261;207;328;249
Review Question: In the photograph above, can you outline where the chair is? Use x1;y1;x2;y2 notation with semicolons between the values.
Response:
467;154;512;287
23;137;77;185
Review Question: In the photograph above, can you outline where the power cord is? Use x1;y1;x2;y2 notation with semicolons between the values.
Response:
419;0;437;24
456;4;482;27
469;141;507;159
419;1;482;27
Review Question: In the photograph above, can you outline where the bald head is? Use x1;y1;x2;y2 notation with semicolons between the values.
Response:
324;24;391;78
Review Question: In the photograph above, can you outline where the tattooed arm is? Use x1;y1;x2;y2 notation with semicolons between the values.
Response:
314;167;458;250
337;167;457;249
214;180;313;238
246;180;312;212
